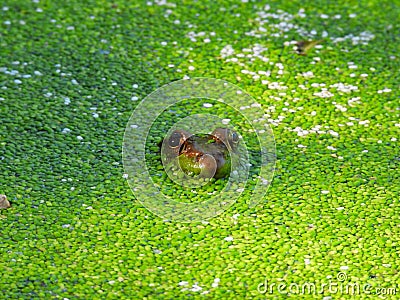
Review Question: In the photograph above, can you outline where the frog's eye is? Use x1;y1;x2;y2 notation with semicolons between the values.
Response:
167;130;191;149
230;131;239;143
168;131;183;148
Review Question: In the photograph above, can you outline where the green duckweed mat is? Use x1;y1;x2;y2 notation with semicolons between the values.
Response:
1;0;399;299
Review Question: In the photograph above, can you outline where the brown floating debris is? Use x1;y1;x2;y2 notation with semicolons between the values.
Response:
294;40;323;55
0;194;10;209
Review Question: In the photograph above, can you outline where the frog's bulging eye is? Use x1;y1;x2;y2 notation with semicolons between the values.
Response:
168;131;183;148
230;131;239;143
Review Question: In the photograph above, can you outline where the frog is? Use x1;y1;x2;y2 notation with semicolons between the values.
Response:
161;128;240;179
